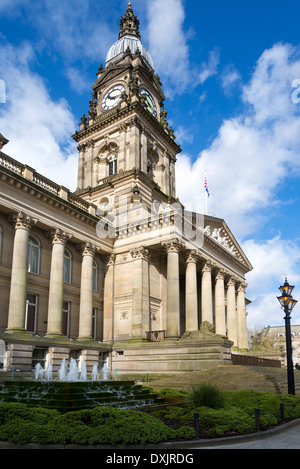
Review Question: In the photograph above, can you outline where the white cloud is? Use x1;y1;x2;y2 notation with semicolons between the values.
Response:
176;42;300;329
0;0;115;75
177;42;300;238
221;64;241;94
198;48;220;84
0;42;78;190
146;0;192;94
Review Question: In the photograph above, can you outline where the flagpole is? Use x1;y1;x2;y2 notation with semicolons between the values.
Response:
204;171;208;215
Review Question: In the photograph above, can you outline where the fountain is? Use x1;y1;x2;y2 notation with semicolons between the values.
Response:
0;359;162;412
91;364;99;381
44;364;53;381
34;363;44;380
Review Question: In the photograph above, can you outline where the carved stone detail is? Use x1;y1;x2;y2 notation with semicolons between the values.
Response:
8;211;36;231
162;238;185;253
130;246;149;261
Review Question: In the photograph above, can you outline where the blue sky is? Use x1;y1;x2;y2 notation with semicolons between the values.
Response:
0;0;300;330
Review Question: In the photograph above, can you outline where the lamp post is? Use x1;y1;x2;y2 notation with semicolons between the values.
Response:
277;278;298;395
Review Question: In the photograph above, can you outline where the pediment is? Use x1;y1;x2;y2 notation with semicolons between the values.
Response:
202;215;253;271
92;63;131;91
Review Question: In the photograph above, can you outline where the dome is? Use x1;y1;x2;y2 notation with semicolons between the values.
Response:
105;35;154;70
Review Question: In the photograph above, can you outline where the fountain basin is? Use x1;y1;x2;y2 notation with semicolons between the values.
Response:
0;380;162;412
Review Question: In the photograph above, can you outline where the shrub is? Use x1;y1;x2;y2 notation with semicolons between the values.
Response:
157;388;189;398
188;382;225;409
0;403;176;446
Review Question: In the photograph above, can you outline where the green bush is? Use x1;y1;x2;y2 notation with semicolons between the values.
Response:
223;390;300;423
188;382;225;409
1;388;300;445
0;403;177;446
157;388;189;398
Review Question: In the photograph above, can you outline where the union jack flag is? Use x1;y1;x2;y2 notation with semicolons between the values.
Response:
204;177;210;197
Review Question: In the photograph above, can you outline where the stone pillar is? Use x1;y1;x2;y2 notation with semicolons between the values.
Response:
201;261;213;325
140;126;148;173
130;246;150;339
103;254;115;342
6;212;35;333
185;250;198;331
215;269;226;336
77;143;85;190
78;242;96;341
163;238;183;338
227;277;238;346
237;283;248;349
46;229;70;337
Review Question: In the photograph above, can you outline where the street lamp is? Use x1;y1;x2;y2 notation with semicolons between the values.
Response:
277;278;298;395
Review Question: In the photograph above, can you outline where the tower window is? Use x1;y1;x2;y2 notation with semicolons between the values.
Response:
147;158;152;174
108;156;118;176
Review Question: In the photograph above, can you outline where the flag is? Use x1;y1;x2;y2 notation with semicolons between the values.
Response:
204;176;210;197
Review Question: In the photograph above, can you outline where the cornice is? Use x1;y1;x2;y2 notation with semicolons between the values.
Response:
0;164;98;226
72;102;181;154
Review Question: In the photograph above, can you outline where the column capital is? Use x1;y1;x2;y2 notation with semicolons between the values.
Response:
49;228;70;245
78;242;97;257
185;249;199;264
104;253;116;266
130;246;150;261
237;282;248;292
8;211;36;231
215;268;226;280
202;260;214;273
162;237;185;253
227;276;238;287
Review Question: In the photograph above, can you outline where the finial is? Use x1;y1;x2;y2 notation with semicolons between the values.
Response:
119;1;140;39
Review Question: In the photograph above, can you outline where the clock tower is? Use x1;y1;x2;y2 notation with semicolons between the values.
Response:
73;1;181;217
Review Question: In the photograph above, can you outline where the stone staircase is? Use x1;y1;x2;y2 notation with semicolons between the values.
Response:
130;366;300;396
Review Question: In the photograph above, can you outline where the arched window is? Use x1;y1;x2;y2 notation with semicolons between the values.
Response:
93;260;98;291
108;155;117;176
28;235;40;274
64;249;72;284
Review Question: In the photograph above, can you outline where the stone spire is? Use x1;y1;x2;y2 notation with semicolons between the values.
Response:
119;1;141;40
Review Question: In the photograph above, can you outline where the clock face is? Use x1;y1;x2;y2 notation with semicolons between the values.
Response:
102;85;125;111
140;88;157;117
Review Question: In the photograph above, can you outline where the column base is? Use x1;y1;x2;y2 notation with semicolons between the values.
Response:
5;327;27;334
77;336;94;342
45;332;64;338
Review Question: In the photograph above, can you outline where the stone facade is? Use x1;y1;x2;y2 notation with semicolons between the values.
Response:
0;3;252;374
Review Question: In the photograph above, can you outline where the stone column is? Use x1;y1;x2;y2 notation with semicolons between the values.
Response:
103;254;115;342
78;242;96;341
46;229;70;337
215;269;226;336
237;282;248;349
140;126;148;173
201;260;213;325
185;250;198;331
163;238;183;338
77;143;85;190
130;246;150;339
6;212;36;333
227;277;238;346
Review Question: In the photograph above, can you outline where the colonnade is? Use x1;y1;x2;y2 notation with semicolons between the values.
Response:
5;212;97;341
163;239;248;349
5;212;248;350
